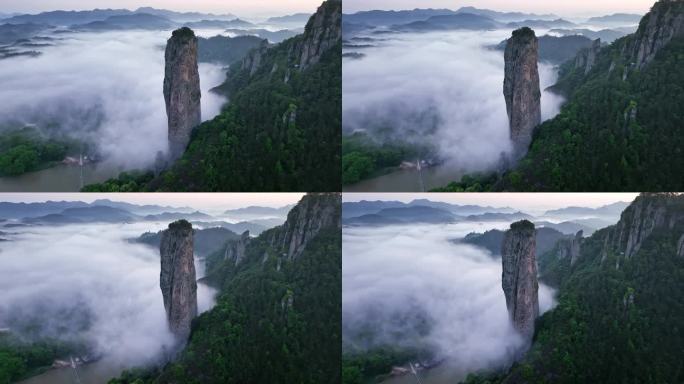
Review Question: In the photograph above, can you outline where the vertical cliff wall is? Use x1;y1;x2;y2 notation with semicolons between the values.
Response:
160;219;197;341
164;27;201;161
504;27;541;158
501;220;539;340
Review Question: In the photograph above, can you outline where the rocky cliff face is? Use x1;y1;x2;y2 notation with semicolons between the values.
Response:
504;27;541;157
575;38;601;74
599;194;684;267
270;193;341;260
631;0;684;69
223;230;251;265
557;230;583;266
164;27;202;161
501;220;539;340
160;219;197;340
239;0;341;77
297;0;341;70
241;40;270;76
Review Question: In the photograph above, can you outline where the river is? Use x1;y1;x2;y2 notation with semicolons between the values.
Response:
343;166;464;192
18;359;124;384
0;163;120;192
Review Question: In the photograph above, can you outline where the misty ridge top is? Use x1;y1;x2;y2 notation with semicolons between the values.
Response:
171;26;196;40
511;26;536;39
509;219;535;231
168;219;192;230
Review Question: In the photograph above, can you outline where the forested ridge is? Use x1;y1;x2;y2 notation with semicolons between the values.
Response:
85;0;341;192
463;193;684;383
111;193;342;384
438;0;684;192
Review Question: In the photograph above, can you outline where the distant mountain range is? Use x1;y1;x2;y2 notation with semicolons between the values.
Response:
343;199;623;231
1;7;237;26
342;199;516;219
134;226;240;257
586;13;643;24
0;199;195;219
495;34;594;64
342;7;641;41
461;226;569;257
343;7;559;27
544;201;630;217
197;35;266;65
549;27;631;43
224;205;294;216
267;13;313;24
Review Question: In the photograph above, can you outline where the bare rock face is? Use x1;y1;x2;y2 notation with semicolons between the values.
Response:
164;27;201;161
557;230;583;266
632;0;684;69
270;193;341;260
160;219;197;340
575;38;601;74
501;220;539;340
504;27;541;157
241;40;270;76
224;230;251;265
599;194;684;268
298;0;341;70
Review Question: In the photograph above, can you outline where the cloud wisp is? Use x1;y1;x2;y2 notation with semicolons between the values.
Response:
0;222;216;367
343;29;563;175
0;30;226;171
342;221;556;379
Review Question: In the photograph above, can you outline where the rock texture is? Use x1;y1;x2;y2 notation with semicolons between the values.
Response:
501;220;539;340
599;194;684;267
160;219;197;340
164;27;201;160
241;40;270;76
631;0;684;69
223;230;251;265
270;193;341;260
575;38;601;74
556;230;583;266
236;0;340;78
297;0;341;69
504;27;541;157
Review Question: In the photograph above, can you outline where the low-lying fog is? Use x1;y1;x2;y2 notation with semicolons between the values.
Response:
342;221;556;381
342;29;564;189
0;222;216;373
0;29;228;171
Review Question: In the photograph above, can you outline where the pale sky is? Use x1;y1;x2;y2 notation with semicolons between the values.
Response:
0;193;304;211
343;0;654;18
2;0;322;18
343;193;639;214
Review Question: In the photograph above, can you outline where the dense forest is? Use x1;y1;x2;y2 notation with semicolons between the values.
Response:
342;133;429;185
111;193;342;384
86;0;341;192
0;336;84;383
0;127;79;177
463;193;684;383
439;1;684;192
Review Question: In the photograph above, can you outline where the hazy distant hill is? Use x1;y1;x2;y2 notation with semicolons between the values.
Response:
587;13;643;24
267;13;312;24
549;27;628;43
197;35;266;65
2;7;239;26
71;13;176;31
184;18;254;29
544;201;630;217
344;205;459;226
495;34;594;64
134;226;239;257
462;226;569;257
343;9;457;26
393;13;503;31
